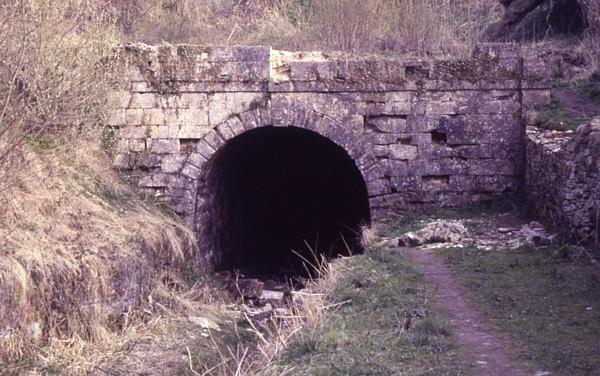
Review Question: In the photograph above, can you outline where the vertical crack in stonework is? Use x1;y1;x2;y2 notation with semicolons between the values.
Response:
199;126;371;276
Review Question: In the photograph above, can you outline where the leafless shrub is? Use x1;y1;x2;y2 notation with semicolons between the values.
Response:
580;0;600;71
0;1;199;366
103;0;503;56
0;1;120;195
305;0;388;53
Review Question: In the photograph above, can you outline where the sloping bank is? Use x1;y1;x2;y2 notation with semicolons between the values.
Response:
0;141;196;366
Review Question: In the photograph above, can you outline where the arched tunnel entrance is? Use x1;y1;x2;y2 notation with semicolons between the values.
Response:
202;126;371;277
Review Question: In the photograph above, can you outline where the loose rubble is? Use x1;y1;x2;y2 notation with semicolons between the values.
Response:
214;270;306;322
390;215;558;252
188;316;220;331
397;220;468;247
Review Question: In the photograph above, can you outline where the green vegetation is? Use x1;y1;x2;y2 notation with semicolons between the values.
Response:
271;246;468;375
536;96;592;131
536;73;600;131
440;245;600;376
1;0;600;374
576;73;600;104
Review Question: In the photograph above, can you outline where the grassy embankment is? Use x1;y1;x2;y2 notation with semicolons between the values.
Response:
257;230;470;376
375;203;600;376
441;245;600;376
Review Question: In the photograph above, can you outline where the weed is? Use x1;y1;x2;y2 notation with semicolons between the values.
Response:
536;95;593;131
577;72;600;104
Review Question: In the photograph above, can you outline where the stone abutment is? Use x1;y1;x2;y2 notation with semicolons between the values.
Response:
109;43;552;270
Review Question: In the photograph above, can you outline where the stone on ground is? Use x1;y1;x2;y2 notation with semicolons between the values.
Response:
398;220;468;247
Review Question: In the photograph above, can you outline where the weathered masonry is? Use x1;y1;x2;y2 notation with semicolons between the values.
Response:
109;43;550;270
526;118;600;243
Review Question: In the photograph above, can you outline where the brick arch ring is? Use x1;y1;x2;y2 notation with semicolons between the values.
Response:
175;101;387;236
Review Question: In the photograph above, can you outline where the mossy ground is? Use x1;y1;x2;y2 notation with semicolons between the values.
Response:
537;74;600;131
439;245;600;376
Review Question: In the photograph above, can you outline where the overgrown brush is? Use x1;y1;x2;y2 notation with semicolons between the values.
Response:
0;140;197;365
108;0;502;56
581;0;600;72
581;0;600;32
183;248;333;375
265;0;501;56
0;1;121;192
0;1;198;367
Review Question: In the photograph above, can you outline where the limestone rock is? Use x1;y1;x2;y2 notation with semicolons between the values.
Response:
109;44;544;233
519;221;554;246
487;0;587;40
241;303;273;320
526;118;600;243
273;307;291;317
189;316;220;331
498;227;518;234
259;290;286;306
398;220;468;247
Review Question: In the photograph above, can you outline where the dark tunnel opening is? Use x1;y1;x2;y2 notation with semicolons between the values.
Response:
203;126;371;278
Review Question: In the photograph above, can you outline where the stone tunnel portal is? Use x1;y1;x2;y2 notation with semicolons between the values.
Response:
202;126;371;277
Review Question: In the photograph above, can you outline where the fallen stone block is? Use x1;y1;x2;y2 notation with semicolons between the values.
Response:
259;290;286;306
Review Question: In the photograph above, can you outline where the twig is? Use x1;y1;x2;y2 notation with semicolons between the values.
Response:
226;23;238;45
186;346;201;376
234;346;249;376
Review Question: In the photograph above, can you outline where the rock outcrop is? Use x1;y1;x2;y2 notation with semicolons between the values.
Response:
488;0;588;40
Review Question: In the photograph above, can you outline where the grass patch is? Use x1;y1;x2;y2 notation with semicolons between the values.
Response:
576;72;600;105
440;246;600;375
0;140;196;368
177;317;259;376
536;96;592;131
537;73;600;131
271;245;469;375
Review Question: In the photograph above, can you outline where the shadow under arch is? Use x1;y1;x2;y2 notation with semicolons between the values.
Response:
199;125;371;277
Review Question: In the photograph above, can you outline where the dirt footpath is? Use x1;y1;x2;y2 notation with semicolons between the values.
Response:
403;247;531;376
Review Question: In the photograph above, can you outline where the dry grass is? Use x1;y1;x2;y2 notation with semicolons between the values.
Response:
0;0;120;193
188;254;333;375
256;0;502;56
582;0;600;32
1;0;600;373
0;138;196;366
111;0;502;57
0;2;199;367
581;0;600;72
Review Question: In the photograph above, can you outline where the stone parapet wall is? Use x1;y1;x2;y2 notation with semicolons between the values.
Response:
526;118;600;242
108;43;551;227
